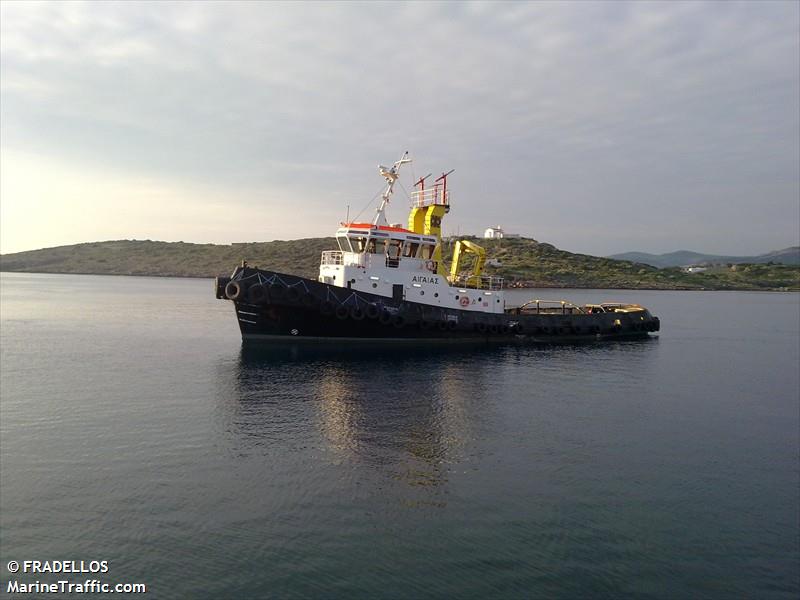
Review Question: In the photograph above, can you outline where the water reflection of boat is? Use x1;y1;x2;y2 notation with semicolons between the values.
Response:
215;154;661;342
222;344;507;490
218;339;657;492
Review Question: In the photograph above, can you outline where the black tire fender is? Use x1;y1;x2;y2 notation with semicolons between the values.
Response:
269;283;286;299
301;292;316;307
365;303;380;320
247;284;266;304
225;280;245;301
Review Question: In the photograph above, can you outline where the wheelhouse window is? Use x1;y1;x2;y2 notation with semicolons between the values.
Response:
386;239;402;268
352;237;367;253
387;240;402;259
366;239;386;254
402;241;420;258
337;236;353;252
420;244;434;260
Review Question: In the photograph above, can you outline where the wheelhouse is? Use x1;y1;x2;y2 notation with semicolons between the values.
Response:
332;223;440;271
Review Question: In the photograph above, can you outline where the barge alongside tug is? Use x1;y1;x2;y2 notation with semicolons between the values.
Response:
216;154;660;342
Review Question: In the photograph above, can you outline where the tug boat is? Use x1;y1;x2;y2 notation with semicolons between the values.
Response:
216;154;660;342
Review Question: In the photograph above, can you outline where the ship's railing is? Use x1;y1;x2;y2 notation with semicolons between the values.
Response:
411;188;449;208
518;299;587;315
589;303;645;313
451;274;504;290
320;251;344;266
321;250;367;268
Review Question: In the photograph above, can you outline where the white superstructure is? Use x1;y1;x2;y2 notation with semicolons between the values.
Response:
319;155;505;314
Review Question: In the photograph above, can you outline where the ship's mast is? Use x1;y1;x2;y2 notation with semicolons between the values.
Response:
373;151;411;226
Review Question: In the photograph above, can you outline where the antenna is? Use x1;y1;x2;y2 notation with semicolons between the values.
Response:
434;169;455;205
414;173;432;190
373;151;412;226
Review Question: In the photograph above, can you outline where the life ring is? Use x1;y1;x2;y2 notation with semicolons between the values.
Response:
425;260;436;272
246;283;266;304
335;305;349;320
225;281;245;301
459;296;470;307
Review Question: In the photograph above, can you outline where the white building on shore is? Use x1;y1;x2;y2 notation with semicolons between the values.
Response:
484;226;520;239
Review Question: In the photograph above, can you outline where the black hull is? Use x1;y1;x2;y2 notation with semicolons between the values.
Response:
217;267;660;343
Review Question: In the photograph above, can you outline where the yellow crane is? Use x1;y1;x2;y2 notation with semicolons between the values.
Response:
449;239;486;287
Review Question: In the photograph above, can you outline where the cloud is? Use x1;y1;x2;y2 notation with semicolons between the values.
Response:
1;0;798;254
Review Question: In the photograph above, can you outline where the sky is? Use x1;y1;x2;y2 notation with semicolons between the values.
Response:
1;0;798;256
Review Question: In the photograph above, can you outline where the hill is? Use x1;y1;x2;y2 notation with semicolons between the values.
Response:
0;239;335;279
609;247;800;268
1;238;798;291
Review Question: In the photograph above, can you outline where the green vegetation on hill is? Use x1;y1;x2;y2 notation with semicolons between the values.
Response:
0;239;334;279
1;238;798;291
466;238;799;290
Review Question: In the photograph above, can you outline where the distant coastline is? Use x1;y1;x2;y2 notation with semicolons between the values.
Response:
2;238;798;291
608;247;799;268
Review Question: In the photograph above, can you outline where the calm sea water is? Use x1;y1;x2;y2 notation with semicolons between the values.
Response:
1;272;798;599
